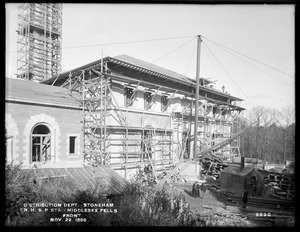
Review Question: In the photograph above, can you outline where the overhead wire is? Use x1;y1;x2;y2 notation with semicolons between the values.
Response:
151;36;197;63
202;35;294;79
184;43;197;76
63;35;197;49
7;33;293;82
202;43;223;84
208;40;293;87
202;40;256;108
6;35;197;53
8;32;292;108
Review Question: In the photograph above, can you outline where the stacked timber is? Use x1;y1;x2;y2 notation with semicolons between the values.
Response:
257;169;295;200
157;161;190;186
229;195;295;211
200;153;229;179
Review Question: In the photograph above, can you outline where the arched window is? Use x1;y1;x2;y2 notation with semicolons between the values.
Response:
31;124;51;162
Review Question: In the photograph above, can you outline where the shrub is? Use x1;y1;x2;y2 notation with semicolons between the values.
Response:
5;162;78;226
5;163;207;226
109;177;194;226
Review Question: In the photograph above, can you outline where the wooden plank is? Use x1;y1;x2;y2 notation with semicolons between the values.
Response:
246;207;294;216
230;195;294;205
36;175;67;180
55;168;66;179
248;217;277;222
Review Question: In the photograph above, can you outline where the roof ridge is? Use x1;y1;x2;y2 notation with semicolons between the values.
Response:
112;54;195;84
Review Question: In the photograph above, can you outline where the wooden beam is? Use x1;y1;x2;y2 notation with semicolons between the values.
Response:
145;87;161;110
163;91;177;112
125;81;140;107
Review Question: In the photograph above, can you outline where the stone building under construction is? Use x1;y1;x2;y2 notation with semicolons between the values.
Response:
6;54;245;180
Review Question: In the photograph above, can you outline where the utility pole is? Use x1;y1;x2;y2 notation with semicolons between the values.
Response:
194;35;202;172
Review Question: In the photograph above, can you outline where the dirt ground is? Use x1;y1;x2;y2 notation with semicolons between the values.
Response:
163;181;272;227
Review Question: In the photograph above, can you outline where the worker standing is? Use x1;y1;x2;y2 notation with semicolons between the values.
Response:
192;181;201;198
201;183;207;198
242;189;249;208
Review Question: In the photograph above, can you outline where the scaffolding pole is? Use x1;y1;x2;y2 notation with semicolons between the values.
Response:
194;35;202;173
65;58;244;181
17;3;62;81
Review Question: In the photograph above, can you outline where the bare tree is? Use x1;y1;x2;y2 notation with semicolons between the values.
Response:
244;106;283;162
278;106;295;162
278;106;295;127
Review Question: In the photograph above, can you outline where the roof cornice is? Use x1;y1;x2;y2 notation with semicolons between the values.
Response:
41;55;243;102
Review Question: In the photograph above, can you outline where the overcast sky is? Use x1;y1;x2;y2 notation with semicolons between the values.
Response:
5;3;295;111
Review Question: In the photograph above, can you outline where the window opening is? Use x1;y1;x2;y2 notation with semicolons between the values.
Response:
161;95;168;112
125;87;134;107
31;124;51;162
69;136;77;154
144;92;152;110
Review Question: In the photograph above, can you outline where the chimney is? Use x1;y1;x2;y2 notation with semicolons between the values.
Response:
240;157;245;170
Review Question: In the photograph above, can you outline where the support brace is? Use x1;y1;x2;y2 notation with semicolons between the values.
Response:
125;81;141;107
163;91;177;112
145;87;161;110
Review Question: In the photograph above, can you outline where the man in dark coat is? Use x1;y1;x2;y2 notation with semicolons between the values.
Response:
192;182;201;198
242;189;249;208
200;183;207;198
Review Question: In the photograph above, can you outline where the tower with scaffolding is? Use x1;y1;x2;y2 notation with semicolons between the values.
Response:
17;3;62;81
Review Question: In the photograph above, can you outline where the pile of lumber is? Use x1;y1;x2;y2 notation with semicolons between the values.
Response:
200;153;229;179
229;195;295;211
258;169;295;200
156;161;190;187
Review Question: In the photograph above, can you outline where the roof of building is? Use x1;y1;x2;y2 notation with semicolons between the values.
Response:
5;78;80;108
16;166;127;195
113;54;199;85
221;166;254;177
41;54;244;102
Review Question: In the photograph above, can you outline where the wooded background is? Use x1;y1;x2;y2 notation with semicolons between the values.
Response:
238;105;295;164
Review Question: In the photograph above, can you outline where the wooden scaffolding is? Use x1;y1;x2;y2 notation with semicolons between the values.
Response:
64;68;178;181
62;61;244;182
17;3;62;81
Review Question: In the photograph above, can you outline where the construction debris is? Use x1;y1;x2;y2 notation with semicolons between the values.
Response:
157;161;191;186
229;195;294;210
199;153;229;179
195;205;257;227
258;169;295;200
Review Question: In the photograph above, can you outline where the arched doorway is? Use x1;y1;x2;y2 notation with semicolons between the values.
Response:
31;124;51;162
